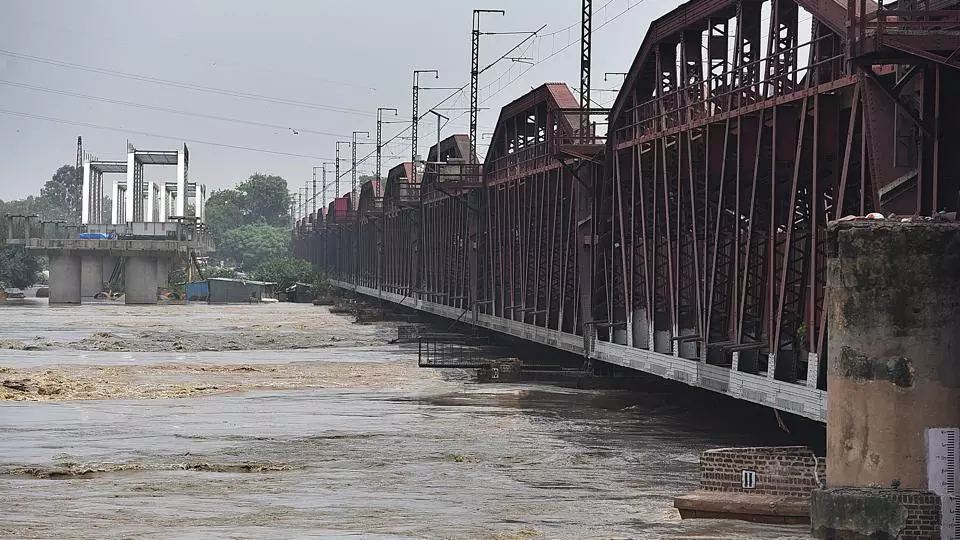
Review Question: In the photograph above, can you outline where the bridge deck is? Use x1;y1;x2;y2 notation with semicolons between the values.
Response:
301;0;960;426
333;280;825;422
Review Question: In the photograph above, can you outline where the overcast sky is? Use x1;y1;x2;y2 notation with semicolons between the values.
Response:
0;0;673;201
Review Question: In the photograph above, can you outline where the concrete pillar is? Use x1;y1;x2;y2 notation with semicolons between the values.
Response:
654;330;672;354
158;188;167;222
146;181;155;222
176;147;186;218
198;184;206;222
111;181;120;225
812;221;960;538
678;327;697;359
124;255;158;304
125;151;135;224
80;255;105;298
612;326;627;345
49;253;82;305
156;257;170;287
632;307;649;349
81;162;91;225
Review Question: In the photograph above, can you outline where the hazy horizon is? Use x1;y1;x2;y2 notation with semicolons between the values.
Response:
0;0;672;201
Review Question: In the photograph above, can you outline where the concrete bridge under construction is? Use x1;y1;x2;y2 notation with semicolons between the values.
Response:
294;0;960;426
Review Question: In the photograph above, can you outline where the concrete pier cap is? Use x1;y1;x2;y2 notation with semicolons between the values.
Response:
812;219;960;539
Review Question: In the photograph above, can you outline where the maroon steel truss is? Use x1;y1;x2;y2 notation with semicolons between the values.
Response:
293;0;960;396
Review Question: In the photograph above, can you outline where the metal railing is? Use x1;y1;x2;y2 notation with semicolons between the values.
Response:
417;332;513;368
4;215;214;251
849;0;960;44
615;32;846;144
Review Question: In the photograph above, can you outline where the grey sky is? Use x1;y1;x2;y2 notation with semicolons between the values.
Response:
0;0;672;201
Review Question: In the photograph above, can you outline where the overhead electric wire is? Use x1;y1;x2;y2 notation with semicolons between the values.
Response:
444;0;652;131
334;26;546;183
0;79;354;138
0;48;376;117
0;108;333;160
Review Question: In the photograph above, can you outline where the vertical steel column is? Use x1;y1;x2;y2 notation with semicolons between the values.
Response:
351;131;369;195
322;164;327;208
412;70;439;185
376;107;398;197
580;0;592;142
336;141;350;198
471;10;504;164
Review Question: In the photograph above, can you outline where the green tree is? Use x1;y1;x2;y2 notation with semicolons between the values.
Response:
204;266;240;279
0;245;42;288
253;255;316;292
0;195;55;218
39;165;82;223
218;223;290;270
237;174;290;226
101;196;112;224
205;174;292;247
205;189;245;240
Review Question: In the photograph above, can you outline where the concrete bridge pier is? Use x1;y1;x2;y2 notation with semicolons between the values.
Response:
124;255;165;304
156;257;170;288
632;308;649;349
80;255;118;297
49;253;82;304
811;221;960;539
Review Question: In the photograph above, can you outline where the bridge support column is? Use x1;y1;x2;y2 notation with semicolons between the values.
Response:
156;257;170;288
632;308;649;349
678;327;697;359
49;253;82;305
612;326;627;345
80;255;105;298
124;255;159;304
811;221;960;539
654;330;671;355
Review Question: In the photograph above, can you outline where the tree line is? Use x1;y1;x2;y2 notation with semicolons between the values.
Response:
0;165;92;288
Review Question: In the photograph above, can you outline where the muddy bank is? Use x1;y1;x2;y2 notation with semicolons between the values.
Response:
0;359;443;401
0;302;400;352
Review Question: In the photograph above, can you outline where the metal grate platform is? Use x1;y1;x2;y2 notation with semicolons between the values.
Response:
417;332;513;369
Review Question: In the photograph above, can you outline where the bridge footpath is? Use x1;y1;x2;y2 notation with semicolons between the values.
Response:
333;279;825;422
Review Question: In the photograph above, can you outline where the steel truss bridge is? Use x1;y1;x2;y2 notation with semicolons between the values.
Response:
295;0;960;423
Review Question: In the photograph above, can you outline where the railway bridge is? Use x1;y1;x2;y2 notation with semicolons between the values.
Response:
294;0;960;424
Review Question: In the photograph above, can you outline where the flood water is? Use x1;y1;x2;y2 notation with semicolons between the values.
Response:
0;300;811;539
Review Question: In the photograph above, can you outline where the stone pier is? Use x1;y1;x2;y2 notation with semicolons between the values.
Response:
80;255;119;297
811;220;960;539
125;255;160;304
49;253;82;304
24;237;195;306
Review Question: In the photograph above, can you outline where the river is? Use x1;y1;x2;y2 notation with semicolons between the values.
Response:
0;299;810;539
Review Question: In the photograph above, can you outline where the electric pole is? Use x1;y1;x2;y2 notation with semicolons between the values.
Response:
377;107;398;197
75;136;83;223
312;165;329;214
311;167;318;217
412;69;439;184
471;9;504;164
427;109;448;172
351;131;370;194
304;182;311;219
335;141;350;199
580;0;593;143
321;164;328;208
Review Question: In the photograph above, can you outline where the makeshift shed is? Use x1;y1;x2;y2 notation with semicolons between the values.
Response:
190;278;277;303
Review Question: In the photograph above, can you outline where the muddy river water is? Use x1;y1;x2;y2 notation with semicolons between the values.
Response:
0;300;809;539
